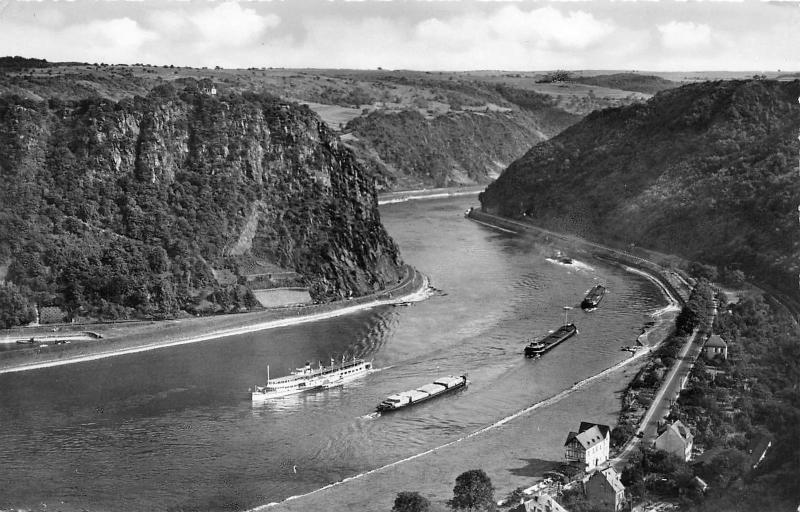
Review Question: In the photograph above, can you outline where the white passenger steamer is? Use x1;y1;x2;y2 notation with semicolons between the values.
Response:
251;357;372;402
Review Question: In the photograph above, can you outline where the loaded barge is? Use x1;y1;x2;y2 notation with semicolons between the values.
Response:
524;323;578;358
581;284;606;310
376;375;467;412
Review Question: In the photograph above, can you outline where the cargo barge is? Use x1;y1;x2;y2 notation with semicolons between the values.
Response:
581;284;606;310
524;323;578;358
376;375;467;412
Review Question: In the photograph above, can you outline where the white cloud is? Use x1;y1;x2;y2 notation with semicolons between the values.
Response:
657;21;712;49
189;2;279;47
412;6;615;53
0;17;158;64
147;2;279;48
261;6;638;71
1;1;797;71
488;6;616;50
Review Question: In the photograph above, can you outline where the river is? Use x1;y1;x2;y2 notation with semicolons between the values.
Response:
0;196;666;511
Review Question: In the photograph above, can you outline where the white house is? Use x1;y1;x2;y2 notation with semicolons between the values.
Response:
564;421;611;472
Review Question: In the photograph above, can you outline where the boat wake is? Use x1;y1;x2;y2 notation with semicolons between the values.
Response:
369;365;393;373
359;412;381;420
544;258;594;272
248;350;648;511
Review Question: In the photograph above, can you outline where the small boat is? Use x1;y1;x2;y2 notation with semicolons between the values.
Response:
553;250;573;264
524;323;578;358
376;375;467;412
16;338;35;345
581;284;606;310
252;357;372;402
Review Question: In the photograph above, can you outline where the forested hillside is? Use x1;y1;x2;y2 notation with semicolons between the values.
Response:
1;60;661;191
0;82;403;324
345;109;547;188
480;79;800;303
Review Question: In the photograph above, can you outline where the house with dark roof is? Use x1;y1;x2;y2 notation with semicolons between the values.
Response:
564;422;610;472
654;420;694;461
702;334;728;361
584;467;625;512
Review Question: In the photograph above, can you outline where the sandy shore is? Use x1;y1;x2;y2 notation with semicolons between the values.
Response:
0;268;429;375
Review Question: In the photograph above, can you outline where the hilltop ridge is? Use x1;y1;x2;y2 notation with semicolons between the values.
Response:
481;79;800;303
0;60;669;190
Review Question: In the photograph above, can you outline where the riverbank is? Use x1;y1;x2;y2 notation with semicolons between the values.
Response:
467;209;692;304
0;265;428;375
258;212;684;512
378;186;483;205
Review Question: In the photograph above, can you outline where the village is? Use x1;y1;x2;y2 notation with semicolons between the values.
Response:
503;298;776;512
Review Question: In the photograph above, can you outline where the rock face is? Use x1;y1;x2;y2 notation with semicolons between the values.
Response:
481;79;800;302
0;84;403;320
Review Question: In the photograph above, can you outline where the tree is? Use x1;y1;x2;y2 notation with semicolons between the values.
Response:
449;469;495;511
0;283;36;328
501;487;526;508
393;491;430;512
689;262;718;281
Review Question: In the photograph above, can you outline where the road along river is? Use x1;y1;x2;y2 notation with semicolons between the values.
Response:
0;196;669;511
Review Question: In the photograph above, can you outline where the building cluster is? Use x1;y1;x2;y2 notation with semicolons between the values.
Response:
510;328;773;512
511;421;626;512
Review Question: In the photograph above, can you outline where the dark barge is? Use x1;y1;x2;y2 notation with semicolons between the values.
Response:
524;323;578;358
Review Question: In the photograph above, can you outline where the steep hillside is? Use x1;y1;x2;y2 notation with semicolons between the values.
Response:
481;79;800;301
1;61;652;191
0;83;403;322
345;109;548;188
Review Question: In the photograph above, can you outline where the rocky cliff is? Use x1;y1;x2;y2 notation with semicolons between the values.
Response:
481;79;800;302
0;83;403;321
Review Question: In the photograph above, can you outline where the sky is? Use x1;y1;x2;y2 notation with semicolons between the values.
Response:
0;0;798;72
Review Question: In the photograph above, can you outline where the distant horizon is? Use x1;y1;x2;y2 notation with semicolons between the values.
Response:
5;56;798;77
1;1;798;73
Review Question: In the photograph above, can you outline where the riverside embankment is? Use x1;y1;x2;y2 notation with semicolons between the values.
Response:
0;265;427;374
467;209;691;305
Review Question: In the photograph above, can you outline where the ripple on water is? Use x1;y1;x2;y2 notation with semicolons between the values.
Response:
0;197;670;510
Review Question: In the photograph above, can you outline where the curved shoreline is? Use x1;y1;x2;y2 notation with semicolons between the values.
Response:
255;314;669;511
0;268;430;375
256;216;683;511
